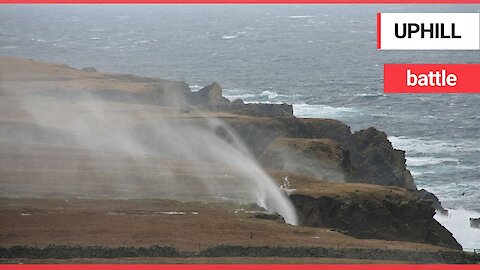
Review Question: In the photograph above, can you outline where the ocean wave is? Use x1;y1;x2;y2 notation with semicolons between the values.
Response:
435;208;480;250
134;40;151;45
223;89;287;101
189;85;202;92
288;15;313;19
348;92;386;102
293;104;357;119
406;156;459;167
224;93;257;100
259;90;281;99
221;35;239;40
410;171;435;177
354;93;386;98
52;44;68;48
388;136;478;155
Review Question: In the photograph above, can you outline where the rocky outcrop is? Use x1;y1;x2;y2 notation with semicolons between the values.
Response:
289;191;462;250
2;58;454;250
225;117;416;189
227;102;293;117
188;83;293;117
260;138;352;182
350;127;416;190
188;83;230;106
418;189;449;216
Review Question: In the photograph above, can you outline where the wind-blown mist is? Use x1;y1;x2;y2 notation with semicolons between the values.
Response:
5;90;298;225
435;209;480;250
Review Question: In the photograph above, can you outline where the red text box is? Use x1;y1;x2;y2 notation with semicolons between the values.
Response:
384;64;480;93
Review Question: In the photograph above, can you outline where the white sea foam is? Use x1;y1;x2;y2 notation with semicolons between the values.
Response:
293;103;357;119
288;15;313;19
410;171;435;177
224;93;257;100
189;85;202;92
435;208;480;250
259;90;280;99
406;156;459;167
134;40;150;45
224;89;284;101
388;136;478;156
354;93;385;98
221;35;239;40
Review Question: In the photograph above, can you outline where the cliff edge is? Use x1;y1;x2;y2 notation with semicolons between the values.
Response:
0;57;460;251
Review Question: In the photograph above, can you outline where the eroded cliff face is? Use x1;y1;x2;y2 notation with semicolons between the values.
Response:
260;138;351;183
188;83;415;190
0;58;457;250
350;128;416;190
223;117;416;190
289;192;461;250
200;83;459;249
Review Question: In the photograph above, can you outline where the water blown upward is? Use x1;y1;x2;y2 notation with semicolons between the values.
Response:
3;84;298;225
1;57;477;261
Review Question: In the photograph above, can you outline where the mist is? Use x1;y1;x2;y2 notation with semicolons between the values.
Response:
261;138;346;183
1;86;298;225
435;208;480;250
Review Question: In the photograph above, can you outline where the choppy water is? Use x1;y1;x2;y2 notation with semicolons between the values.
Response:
1;4;479;248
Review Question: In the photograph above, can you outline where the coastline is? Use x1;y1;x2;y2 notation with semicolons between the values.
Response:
0;56;477;262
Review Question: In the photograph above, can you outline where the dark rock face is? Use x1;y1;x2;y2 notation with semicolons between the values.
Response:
143;81;414;190
188;83;293;117
470;218;480;229
225;117;416;189
64;76;451;248
350;127;416;190
260;138;352;182
227;102;293;117
254;213;285;222
188;83;230;106
418;189;449;216
289;193;462;250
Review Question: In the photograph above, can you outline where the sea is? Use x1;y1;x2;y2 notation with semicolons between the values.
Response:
0;4;479;249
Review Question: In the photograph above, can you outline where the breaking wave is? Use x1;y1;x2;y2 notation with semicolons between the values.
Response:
435;208;480;250
293;103;357;119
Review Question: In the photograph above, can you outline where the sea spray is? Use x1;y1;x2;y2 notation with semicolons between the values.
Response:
435;208;480;250
10;89;298;225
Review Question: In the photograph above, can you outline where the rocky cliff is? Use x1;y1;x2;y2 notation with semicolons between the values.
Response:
289;191;461;250
193;83;459;249
0;57;459;251
174;82;416;189
262;173;462;250
222;116;416;190
189;83;294;117
419;189;449;216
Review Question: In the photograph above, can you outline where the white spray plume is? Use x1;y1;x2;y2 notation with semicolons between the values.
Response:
435;208;480;250
5;89;298;225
